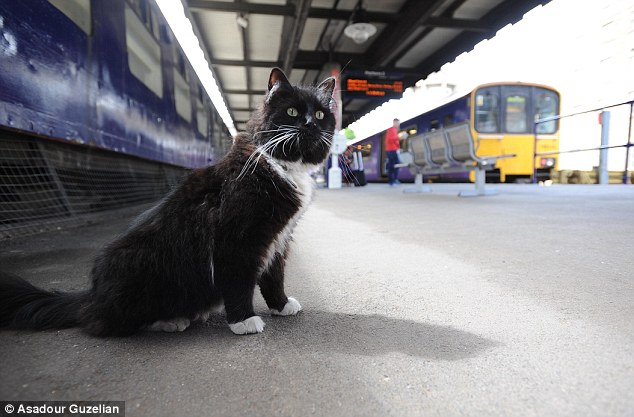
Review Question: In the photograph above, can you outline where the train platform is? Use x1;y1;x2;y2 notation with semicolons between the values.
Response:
1;183;633;417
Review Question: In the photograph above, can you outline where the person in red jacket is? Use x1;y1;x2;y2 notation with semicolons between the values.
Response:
385;118;401;186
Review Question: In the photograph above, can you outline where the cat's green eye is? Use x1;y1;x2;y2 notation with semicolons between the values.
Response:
315;110;325;120
287;107;299;117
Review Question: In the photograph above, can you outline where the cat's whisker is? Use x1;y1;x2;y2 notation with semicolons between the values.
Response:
338;153;361;186
256;126;297;134
265;133;294;155
281;133;299;156
320;134;333;144
247;133;294;174
237;129;299;179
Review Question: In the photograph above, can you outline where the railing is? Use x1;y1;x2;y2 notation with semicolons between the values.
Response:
533;100;634;184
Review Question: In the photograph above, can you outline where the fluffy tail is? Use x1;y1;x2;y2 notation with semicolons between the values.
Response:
0;272;88;330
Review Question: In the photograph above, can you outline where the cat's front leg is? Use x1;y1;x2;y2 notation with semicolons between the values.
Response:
216;257;265;335
224;285;265;335
259;253;302;316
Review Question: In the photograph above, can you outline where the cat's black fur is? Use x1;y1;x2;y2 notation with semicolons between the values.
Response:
0;68;336;336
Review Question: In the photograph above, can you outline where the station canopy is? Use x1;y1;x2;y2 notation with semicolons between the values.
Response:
187;0;550;131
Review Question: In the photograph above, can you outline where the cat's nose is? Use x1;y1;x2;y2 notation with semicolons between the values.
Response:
304;115;315;128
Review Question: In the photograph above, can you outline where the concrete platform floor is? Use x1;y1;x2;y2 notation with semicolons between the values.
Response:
1;183;633;417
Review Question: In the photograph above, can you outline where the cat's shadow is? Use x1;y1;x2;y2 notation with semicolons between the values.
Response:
130;310;497;361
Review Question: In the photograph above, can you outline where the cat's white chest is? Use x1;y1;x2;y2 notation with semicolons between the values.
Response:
285;164;315;208
260;161;316;274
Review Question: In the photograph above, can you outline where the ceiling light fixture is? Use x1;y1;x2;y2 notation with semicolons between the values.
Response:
344;1;377;44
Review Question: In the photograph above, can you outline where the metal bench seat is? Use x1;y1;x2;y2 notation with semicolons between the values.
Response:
402;122;516;197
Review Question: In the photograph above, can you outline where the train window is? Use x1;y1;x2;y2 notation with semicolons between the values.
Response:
400;125;416;150
356;143;372;158
197;109;208;136
535;88;559;134
505;95;528;133
176;50;188;80
443;114;454;127
430;120;440;130
196;97;208;136
198;85;205;104
475;89;499;133
125;4;163;98
127;0;160;41
174;68;192;122
151;8;161;40
48;0;92;35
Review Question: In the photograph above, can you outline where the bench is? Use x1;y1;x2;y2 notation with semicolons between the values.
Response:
397;123;516;197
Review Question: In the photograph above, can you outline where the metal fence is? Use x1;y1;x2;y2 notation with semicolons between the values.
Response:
0;131;188;240
533;100;634;184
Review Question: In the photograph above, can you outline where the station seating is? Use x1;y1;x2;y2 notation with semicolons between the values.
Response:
398;122;516;196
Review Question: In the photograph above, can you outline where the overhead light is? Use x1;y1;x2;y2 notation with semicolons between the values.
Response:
344;2;377;44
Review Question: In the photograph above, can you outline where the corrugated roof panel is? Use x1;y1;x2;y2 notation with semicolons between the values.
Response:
232;111;252;120
300;18;328;51
247;14;284;60
289;69;306;85
365;0;406;12
227;94;250;108
215;65;247;90
250;67;273;90
395;28;463;68
454;0;506;19
195;12;243;60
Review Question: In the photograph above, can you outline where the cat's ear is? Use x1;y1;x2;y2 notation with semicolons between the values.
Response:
266;68;291;102
268;68;291;91
317;77;336;99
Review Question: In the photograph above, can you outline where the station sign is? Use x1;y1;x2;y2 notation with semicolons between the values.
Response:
343;71;404;99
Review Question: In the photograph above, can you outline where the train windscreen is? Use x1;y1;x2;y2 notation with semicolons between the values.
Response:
475;85;559;134
534;88;559;134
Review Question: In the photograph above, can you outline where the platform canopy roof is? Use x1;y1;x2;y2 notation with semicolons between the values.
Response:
186;0;550;131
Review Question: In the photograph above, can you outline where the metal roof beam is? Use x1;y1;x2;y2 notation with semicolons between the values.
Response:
187;1;394;22
213;54;370;71
424;17;491;32
280;0;312;74
212;59;280;68
225;89;266;95
188;1;295;16
308;8;394;22
368;0;452;67
235;0;252;123
293;51;369;69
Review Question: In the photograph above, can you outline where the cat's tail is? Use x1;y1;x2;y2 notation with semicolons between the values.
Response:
0;271;88;330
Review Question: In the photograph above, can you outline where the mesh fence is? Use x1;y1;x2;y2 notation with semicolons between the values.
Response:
0;131;188;241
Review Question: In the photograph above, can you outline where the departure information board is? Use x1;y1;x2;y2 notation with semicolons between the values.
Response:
343;71;404;99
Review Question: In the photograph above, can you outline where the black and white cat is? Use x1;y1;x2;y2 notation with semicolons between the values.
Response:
0;68;336;336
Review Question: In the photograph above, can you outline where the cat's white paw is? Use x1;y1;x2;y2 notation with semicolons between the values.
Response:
229;316;265;335
147;317;191;332
271;297;302;316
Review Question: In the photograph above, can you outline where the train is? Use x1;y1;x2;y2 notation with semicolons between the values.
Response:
349;82;560;183
0;0;230;169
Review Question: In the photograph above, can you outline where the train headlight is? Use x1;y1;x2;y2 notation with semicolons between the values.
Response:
540;158;556;168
